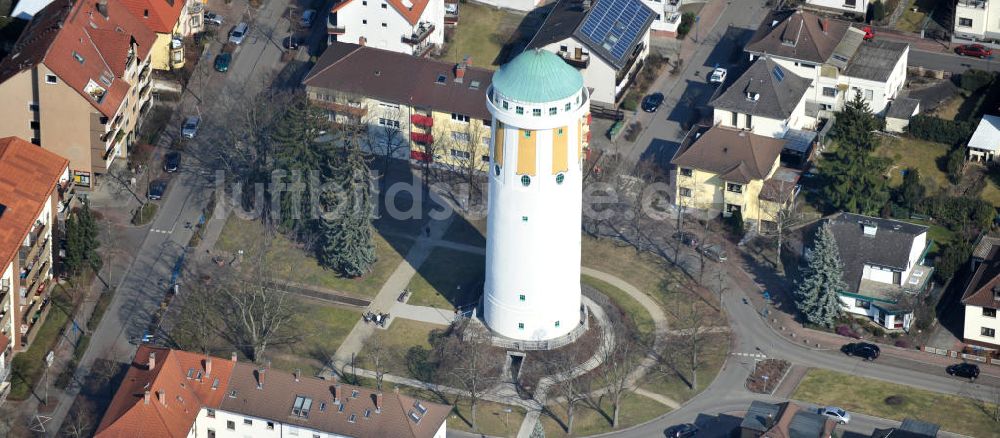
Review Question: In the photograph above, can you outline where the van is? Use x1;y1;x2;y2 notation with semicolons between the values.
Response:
229;22;249;45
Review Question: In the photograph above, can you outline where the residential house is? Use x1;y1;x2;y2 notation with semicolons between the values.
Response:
302;42;493;170
740;400;836;438
95;346;450;438
966;114;1000;162
0;137;70;401
871;418;941;438
954;0;998;42
327;0;445;56
959;235;1000;349
11;0;55;19
526;0;656;107
642;0;684;35
804;0;868;16
745;9;908;115
0;0;157;187
671;125;800;230
710;56;816;139
816;213;933;331
121;0;206;71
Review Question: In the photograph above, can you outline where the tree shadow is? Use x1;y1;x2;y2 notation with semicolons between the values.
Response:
494;4;553;66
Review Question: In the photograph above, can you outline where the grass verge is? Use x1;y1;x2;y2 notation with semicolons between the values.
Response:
267;298;360;376
793;368;1000;437
407;247;484;310
442;217;486;247
131;202;158;226
641;333;730;403
358;319;446;377
446;399;527;437
540;391;670;437
582;275;655;338
8;288;73;400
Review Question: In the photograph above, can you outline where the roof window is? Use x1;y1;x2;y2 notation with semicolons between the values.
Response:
292;395;313;418
72;51;85;64
436;75;446;84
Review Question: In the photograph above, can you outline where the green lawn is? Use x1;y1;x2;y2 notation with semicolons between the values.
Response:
794;369;1000;438
581;236;675;301
407;247;485;310
896;0;934;33
267;298;360;376
875;137;951;193
358;319;446;377
443;217;486;247
215;216;413;299
582;275;655;338
447;399;527;437
540;391;669;437
438;2;523;66
640;333;730;404
8;288;73;400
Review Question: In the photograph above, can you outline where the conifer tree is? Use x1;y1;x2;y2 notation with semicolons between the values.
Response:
270;95;331;234
64;203;101;275
317;142;377;277
822;91;890;215
796;223;845;328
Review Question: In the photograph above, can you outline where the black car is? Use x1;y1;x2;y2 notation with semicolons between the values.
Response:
163;152;181;173
841;342;880;360
947;363;980;380
148;180;168;200
642;92;664;112
665;423;698;438
284;36;301;50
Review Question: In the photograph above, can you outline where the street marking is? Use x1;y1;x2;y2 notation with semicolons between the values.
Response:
150;229;172;234
732;352;767;359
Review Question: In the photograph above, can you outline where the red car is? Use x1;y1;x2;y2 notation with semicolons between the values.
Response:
956;44;993;58
862;26;874;41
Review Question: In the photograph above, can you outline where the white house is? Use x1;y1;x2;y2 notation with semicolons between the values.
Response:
954;0;1000;42
818;213;932;332
328;0;445;56
526;0;656;107
642;0;684;35
746;9;908;115
961;235;1000;350
967;114;1000;162
710;56;816;139
805;0;868;16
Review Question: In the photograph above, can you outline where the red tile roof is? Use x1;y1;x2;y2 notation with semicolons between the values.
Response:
120;0;185;34
95;346;237;438
0;0;156;117
0;137;69;278
962;244;1000;309
330;0;430;26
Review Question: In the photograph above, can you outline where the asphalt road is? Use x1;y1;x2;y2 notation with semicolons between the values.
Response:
909;47;1000;73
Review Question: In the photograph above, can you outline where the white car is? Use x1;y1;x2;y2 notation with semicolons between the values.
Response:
229;22;248;45
181;116;201;139
710;67;727;84
300;9;316;27
818;406;851;425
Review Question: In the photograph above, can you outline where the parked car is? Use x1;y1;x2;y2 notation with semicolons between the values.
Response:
862;25;874;41
946;363;980;380
841;342;880;360
181;116;201;138
698;244;727;262
204;11;223;25
445;3;458;14
163;152;181;173
148;180;168;200
284;35;301;50
956;43;992;58
229;22;249;45
818;406;851;425
709;67;727;84
664;423;699;438
672;231;699;247
641;92;664;112
300;9;316;27
213;52;231;72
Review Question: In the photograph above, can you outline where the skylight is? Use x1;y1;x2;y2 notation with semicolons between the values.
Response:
435;75;446;84
292;395;313;418
414;401;427;414
771;65;785;82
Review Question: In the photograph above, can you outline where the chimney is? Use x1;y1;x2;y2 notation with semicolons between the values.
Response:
204;358;212;376
148;352;156;371
358;36;367;46
375;392;383;413
157;390;166;406
256;367;265;389
455;61;467;83
294;368;301;382
333;384;342;403
231;351;238;362
582;0;592;11
96;0;108;18
821;18;829;33
144;390;150;405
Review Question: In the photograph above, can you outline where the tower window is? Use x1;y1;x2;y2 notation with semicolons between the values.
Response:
549;107;557;115
521;175;530;186
518;323;524;330
565;102;571;111
555;321;560;328
521;216;528;222
494;164;501;176
519;294;525;301
516;106;524;115
502;101;509;110
532;108;542;117
556;173;565;184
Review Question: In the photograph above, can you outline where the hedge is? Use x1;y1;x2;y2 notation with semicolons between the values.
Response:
908;115;974;146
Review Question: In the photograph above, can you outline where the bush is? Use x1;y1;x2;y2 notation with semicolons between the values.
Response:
884;395;906;406
620;93;639;111
916;195;994;231
872;327;885;337
894;339;913;349
935;240;973;283
946;147;966;184
960;69;995;93
623;122;642;142
872;0;886;22
836;324;861;339
677;12;695;39
908;115;974;146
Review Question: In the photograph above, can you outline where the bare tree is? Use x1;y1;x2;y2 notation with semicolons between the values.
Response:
595;331;639;428
61;404;94;438
441;120;490;209
666;300;711;390
759;179;801;269
363;334;392;391
366;105;409;189
435;320;503;431
541;345;593;435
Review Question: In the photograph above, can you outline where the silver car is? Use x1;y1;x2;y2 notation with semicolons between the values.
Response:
698;244;727;262
229;22;248;45
818;406;851;425
181;116;201;139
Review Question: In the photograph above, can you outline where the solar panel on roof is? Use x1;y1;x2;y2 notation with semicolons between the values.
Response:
577;0;653;64
772;65;785;82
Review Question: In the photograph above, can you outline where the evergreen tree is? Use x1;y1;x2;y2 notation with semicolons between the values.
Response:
270;95;331;234
317;143;377;277
64;203;101;275
832;91;880;153
795;223;845;328
897;168;925;210
821;90;890;215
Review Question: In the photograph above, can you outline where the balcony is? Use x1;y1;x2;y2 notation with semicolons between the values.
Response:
958;0;987;8
410;132;434;144
413;42;434;57
402;22;436;45
411;114;434;128
557;50;590;69
314;100;367;118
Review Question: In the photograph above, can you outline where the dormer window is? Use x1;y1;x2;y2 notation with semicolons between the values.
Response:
993;285;1000;301
746;92;759;101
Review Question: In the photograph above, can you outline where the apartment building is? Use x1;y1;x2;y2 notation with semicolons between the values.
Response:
327;0;445;56
302;42;493;170
0;0;156;187
121;0;205;70
961;236;1000;350
745;9;908;115
95;346;450;438
0;137;71;401
954;0;999;42
671;125;800;229
526;0;656;107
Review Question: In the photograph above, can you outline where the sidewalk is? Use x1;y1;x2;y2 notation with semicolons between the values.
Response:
873;27;954;54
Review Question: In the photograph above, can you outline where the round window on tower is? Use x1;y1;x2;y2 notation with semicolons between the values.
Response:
494;165;501;176
521;175;531;186
556;173;565;184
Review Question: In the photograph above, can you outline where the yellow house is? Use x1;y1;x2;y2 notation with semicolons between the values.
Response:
672;125;799;230
122;0;205;70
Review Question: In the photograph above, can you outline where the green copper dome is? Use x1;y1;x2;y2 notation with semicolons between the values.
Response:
492;49;584;104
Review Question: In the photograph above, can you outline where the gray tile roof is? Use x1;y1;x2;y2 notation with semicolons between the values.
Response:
526;0;655;71
823;213;928;294
741;400;782;432
844;39;908;82
710;56;811;120
886;97;920;120
746;9;850;64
